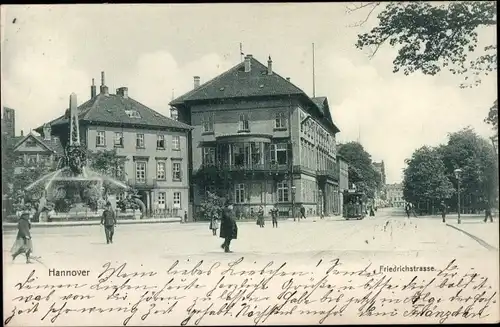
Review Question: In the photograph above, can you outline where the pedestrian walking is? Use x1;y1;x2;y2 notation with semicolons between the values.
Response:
209;216;219;236
11;209;33;264
405;203;411;219
101;202;117;244
271;205;278;228
184;211;188;223
257;205;265;227
220;200;238;253
484;202;494;223
300;205;306;219
440;201;447;223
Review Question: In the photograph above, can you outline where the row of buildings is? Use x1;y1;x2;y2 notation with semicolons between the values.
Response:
2;54;351;219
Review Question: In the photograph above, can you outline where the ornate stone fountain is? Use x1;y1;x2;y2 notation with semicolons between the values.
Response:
26;93;129;221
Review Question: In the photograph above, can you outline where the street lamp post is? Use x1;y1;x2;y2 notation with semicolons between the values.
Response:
454;168;463;224
291;185;296;221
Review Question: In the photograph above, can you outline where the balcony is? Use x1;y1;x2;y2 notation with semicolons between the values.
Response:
194;162;289;179
316;169;339;181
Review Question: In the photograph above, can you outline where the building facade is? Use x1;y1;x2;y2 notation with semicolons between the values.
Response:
338;155;349;215
37;73;192;217
170;55;341;218
386;183;405;207
2;107;16;139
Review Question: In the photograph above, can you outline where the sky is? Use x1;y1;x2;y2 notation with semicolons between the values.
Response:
1;4;497;184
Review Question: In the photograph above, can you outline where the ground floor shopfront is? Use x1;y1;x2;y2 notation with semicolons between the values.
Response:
193;173;340;219
116;187;189;218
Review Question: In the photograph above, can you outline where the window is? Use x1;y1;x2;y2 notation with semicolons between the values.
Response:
27;155;37;164
125;110;141;119
271;143;288;165
173;192;181;208
156;161;166;180
275;112;286;129
232;143;246;167
116;163;125;180
96;131;106;146
158;192;166;209
235;183;245;203
116;192;125;201
136;134;145;148
114;132;123;147
203;114;214;133
239;113;249;131
277;181;289;202
170;108;178;121
172;162;181;181
135;162;146;183
157;135;165;149
203;147;215;166
25;139;37;147
172;136;180;150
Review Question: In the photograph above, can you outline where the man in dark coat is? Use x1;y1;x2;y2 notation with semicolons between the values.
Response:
220;201;238;253
300;205;306;219
440;201;447;223
484;201;493;223
12;212;33;263
271;205;278;228
101;202;117;244
405;203;411;219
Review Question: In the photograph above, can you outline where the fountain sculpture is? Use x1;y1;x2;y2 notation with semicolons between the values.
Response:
25;93;129;221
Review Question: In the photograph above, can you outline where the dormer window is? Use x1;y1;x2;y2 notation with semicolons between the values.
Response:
239;113;249;132
170;107;178;121
25;139;37;147
125;110;141;119
275;112;287;130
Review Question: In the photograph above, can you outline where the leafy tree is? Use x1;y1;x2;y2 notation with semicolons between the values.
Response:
485;100;498;131
438;127;497;210
403;146;455;212
199;191;223;221
88;149;129;180
338;142;382;199
352;2;497;125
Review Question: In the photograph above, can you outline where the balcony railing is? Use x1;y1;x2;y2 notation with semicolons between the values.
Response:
196;162;289;174
316;169;339;181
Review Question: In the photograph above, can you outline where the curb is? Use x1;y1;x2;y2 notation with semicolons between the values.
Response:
445;223;498;251
2;218;182;230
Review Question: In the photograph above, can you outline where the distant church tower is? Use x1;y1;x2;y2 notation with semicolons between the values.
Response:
2;107;16;138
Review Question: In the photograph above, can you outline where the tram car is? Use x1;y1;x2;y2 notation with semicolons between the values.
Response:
342;189;366;220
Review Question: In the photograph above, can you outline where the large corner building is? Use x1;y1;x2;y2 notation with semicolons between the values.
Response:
170;54;341;218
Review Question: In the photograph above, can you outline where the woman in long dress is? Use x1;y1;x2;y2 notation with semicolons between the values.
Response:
11;212;33;264
209;216;219;236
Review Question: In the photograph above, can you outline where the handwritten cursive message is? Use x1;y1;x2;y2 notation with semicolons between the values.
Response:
4;257;499;326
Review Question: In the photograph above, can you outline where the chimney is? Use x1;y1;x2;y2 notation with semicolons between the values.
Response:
20;130;24;137
100;71;108;95
267;56;273;75
91;78;97;98
117;87;129;98
193;76;201;89
286;77;291;82
43;123;51;141
244;54;252;72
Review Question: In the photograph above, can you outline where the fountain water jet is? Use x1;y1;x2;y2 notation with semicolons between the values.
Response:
25;93;129;220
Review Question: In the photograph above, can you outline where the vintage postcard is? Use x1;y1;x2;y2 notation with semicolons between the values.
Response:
2;2;499;326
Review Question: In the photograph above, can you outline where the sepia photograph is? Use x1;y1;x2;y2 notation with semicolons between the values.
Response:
1;2;498;326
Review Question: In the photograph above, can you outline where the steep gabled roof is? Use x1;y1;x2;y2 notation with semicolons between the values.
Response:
12;132;64;155
42;93;192;131
312;96;340;133
170;56;305;105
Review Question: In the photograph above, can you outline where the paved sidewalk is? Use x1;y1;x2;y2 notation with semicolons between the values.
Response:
446;220;499;251
2;217;181;230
